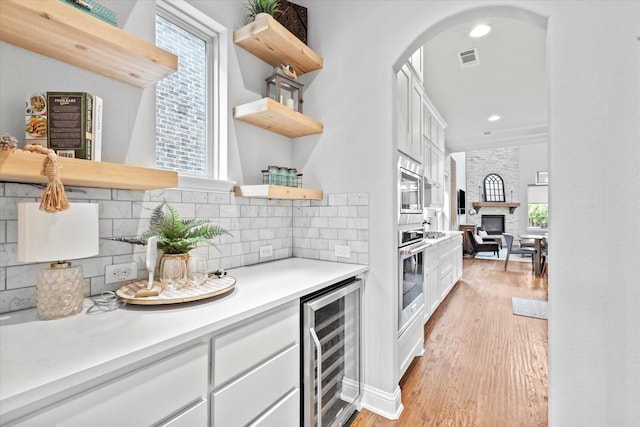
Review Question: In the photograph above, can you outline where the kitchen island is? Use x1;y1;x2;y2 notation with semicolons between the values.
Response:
0;258;367;426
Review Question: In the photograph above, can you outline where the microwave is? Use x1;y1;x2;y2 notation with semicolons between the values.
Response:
398;154;424;224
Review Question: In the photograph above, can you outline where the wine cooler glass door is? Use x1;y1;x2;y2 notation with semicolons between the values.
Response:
303;279;361;427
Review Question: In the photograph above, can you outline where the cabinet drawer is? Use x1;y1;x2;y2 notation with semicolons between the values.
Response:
14;344;208;427
212;345;299;426
398;314;424;379
160;399;208;427
213;302;298;387
248;389;300;427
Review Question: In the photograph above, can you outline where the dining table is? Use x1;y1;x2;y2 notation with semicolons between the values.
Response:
519;234;547;275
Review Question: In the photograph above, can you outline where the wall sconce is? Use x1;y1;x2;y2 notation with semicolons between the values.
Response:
18;203;99;320
265;65;304;113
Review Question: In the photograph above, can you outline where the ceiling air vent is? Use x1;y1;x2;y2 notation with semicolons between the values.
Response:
458;48;479;68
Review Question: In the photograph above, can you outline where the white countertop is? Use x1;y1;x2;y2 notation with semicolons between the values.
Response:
0;258;368;417
423;230;463;244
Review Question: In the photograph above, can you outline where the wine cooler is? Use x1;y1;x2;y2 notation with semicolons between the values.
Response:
301;278;362;427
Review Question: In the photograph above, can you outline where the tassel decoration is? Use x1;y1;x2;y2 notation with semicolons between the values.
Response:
39;151;69;213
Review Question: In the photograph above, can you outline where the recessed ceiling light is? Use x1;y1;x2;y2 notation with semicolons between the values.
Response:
470;24;491;38
488;114;501;122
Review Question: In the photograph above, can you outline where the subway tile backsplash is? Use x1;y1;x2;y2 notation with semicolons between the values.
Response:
0;183;369;313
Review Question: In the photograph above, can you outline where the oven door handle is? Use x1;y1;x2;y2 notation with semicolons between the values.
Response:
310;327;323;426
400;241;431;257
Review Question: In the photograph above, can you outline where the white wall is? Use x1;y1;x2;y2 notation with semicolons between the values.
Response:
1;0;638;424
298;1;639;424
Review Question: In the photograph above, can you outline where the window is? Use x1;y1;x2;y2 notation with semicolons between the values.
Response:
155;1;229;190
483;173;505;202
527;185;548;229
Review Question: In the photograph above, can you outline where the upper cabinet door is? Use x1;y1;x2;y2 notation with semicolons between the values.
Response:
410;77;424;161
408;46;423;83
396;65;411;156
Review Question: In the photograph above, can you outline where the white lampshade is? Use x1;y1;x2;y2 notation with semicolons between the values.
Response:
18;203;99;320
18;203;99;263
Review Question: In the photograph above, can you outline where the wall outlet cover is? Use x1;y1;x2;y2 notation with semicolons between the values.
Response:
105;261;137;284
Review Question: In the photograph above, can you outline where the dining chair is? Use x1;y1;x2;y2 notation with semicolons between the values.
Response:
503;233;536;271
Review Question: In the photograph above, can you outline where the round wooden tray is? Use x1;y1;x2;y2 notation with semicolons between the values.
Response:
116;275;236;305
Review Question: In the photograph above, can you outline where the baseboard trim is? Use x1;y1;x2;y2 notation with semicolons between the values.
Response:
358;383;403;419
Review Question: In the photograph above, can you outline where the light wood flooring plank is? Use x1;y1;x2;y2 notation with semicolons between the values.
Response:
353;257;548;427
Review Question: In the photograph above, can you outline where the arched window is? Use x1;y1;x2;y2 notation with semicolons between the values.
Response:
484;173;505;202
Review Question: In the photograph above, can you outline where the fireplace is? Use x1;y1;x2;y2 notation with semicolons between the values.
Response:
481;215;505;235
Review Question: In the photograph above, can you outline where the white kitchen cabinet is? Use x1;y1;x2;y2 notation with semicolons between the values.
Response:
396;64;411;157
397;64;423;162
398;311;424;379
212;346;298;426
212;303;298;387
423;244;440;322
11;344;209;427
423;137;432;180
423;102;432;141
438;240;454;301
423;234;463;324
410;77;424;162
248;389;300;427
426;145;445;207
452;235;463;283
408;46;423;83
161;400;209;427
211;302;299;426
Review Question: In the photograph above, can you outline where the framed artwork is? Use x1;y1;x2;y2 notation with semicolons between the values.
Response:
536;171;548;185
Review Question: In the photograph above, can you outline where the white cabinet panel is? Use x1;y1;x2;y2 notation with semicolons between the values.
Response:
423;137;432;180
396;65;411;157
212;345;299;427
248;389;300;427
408;46;423;82
161;400;208;427
14;344;208;427
409;78;424;161
398;313;424;379
397;63;423;162
213;302;298;387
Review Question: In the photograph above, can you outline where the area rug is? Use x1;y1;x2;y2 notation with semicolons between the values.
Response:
473;248;531;262
512;297;548;320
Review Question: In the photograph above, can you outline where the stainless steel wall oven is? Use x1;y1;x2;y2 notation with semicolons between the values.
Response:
398;227;428;334
301;278;362;427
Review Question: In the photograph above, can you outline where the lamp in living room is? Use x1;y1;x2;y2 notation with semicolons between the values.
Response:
18;203;99;320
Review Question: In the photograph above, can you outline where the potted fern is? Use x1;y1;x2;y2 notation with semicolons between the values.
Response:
114;202;230;277
245;0;282;22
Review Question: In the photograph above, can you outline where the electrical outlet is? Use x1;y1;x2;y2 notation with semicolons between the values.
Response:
259;245;273;258
335;245;351;258
105;261;137;284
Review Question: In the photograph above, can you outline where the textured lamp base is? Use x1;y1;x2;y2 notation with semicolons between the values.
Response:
36;265;85;320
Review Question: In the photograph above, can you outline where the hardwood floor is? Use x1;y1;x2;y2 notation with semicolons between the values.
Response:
352;257;548;427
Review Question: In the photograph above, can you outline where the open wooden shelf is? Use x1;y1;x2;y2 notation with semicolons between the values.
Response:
234;98;323;137
472;202;521;214
233;14;323;76
0;150;178;190
0;0;178;87
234;185;323;200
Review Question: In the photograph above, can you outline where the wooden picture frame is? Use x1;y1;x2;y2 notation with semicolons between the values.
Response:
536;171;548;185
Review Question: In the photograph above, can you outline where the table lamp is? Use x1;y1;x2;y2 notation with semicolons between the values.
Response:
18;203;99;320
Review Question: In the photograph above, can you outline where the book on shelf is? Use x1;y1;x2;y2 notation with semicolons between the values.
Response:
47;92;96;160
25;93;48;145
92;95;103;162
